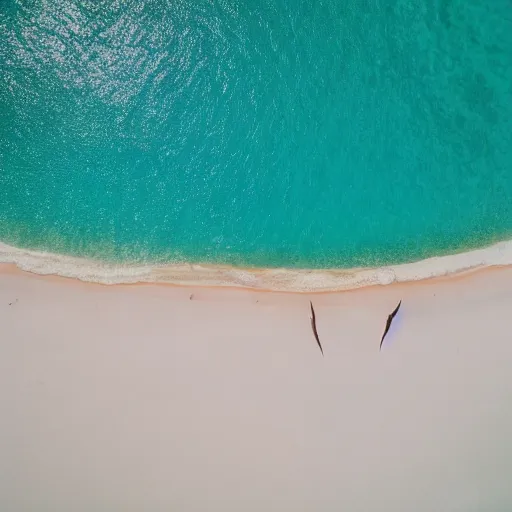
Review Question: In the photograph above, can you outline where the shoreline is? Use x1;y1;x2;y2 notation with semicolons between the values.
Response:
2;254;512;510
1;239;512;292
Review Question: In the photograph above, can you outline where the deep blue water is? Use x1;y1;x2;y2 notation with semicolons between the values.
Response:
1;0;511;268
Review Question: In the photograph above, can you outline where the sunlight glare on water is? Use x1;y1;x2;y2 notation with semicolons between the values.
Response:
1;0;511;268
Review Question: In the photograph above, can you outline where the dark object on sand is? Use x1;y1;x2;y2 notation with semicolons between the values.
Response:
310;301;323;356
380;300;402;350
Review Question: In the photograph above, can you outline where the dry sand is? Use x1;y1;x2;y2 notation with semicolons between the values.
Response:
1;265;512;511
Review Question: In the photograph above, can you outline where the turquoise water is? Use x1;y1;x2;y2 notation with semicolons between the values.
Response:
1;0;511;268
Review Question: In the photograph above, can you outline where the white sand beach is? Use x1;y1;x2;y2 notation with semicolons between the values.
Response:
1;264;512;511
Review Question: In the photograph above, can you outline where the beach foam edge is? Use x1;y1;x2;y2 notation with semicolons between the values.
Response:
1;240;512;292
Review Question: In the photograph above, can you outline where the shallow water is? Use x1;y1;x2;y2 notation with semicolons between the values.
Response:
1;0;511;268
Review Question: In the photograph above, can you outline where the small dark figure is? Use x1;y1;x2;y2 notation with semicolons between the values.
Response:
380;300;402;350
310;301;323;356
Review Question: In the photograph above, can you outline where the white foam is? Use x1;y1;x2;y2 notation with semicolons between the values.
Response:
1;239;512;292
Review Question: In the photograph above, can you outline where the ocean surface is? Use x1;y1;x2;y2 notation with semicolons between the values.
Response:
1;0;512;269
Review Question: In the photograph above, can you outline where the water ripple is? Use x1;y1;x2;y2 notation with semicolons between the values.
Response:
1;0;511;268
